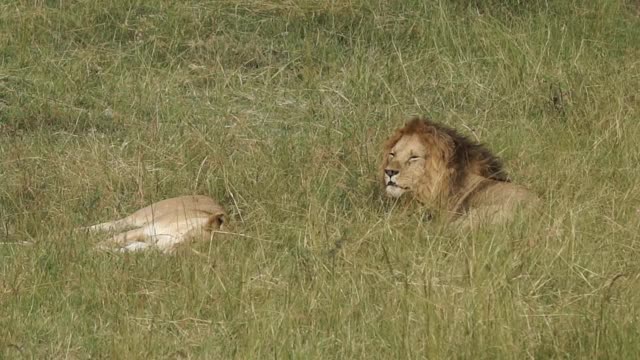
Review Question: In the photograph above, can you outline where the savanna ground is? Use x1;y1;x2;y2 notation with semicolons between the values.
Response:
1;0;640;358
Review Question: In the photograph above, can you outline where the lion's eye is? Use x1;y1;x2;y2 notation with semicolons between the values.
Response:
389;153;395;158
408;155;420;162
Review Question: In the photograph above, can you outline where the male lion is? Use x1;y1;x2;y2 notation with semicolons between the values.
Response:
83;195;227;253
381;117;538;226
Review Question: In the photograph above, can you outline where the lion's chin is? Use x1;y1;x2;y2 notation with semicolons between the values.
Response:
385;185;407;198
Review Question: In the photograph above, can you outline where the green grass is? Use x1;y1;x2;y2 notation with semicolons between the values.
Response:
2;0;640;358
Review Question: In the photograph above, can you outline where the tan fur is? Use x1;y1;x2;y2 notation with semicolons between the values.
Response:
83;195;226;253
381;117;538;226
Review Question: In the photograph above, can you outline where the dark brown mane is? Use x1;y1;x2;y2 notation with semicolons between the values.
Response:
426;119;509;181
391;117;510;194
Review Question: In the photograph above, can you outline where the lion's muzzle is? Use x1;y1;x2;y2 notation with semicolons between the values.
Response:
384;169;408;198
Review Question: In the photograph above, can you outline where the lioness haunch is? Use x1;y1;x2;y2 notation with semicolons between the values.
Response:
83;195;226;253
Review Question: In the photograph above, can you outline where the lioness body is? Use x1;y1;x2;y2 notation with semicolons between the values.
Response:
382;117;538;226
85;195;226;253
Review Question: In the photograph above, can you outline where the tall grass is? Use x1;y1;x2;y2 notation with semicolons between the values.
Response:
1;0;639;358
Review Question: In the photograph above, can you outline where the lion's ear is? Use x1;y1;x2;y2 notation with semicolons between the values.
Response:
206;212;226;230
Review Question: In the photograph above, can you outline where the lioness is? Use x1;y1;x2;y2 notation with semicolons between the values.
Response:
382;117;539;226
84;195;227;253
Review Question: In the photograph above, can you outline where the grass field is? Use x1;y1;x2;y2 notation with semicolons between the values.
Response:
2;0;640;358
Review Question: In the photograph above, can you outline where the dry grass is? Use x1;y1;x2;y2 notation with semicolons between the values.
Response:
1;0;640;358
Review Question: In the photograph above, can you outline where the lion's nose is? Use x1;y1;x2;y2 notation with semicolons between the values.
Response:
385;169;399;178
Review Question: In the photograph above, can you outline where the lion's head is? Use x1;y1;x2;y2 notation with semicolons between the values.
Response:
381;117;509;206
